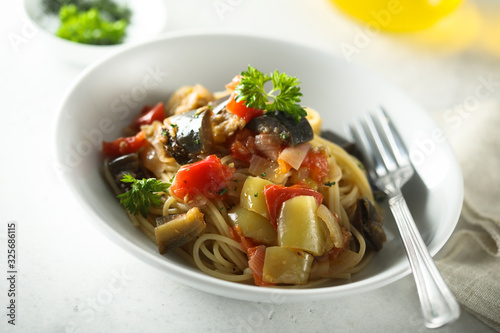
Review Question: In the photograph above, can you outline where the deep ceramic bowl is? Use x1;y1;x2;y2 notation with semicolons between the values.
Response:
53;31;462;302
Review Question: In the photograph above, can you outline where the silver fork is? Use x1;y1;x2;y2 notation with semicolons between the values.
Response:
348;107;460;328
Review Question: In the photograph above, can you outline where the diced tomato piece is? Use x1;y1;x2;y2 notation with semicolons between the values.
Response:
225;74;242;91
230;225;257;253
247;245;274;286
133;102;165;131
102;130;148;157
230;227;274;286
170;155;235;204
226;93;264;122
225;74;264;122
301;150;329;183
228;129;258;164
264;184;324;229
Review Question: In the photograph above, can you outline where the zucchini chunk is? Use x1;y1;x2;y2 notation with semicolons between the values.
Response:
240;176;273;218
262;246;313;285
228;206;277;245
277;195;330;256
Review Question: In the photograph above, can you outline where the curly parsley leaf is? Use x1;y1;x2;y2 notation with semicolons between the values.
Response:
235;66;270;110
234;65;307;123
117;174;170;218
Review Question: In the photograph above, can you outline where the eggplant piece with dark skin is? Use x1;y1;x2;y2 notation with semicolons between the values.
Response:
107;153;152;193
163;106;214;164
321;129;362;161
209;95;230;114
246;111;314;147
154;207;206;254
352;197;386;251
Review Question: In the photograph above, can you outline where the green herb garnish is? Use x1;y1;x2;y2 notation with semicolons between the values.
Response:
117;174;170;218
43;0;132;22
324;181;336;187
56;5;127;45
217;187;228;195
234;65;307;123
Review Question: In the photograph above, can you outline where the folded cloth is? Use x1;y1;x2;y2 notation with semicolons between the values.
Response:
433;101;500;331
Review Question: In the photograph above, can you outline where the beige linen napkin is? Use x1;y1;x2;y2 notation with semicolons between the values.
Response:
433;101;500;331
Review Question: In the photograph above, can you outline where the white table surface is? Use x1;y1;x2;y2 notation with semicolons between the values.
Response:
2;0;499;332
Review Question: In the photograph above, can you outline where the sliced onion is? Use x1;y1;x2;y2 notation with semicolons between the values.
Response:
278;142;311;170
316;204;344;249
248;154;269;175
249;155;287;184
328;155;342;182
254;133;281;161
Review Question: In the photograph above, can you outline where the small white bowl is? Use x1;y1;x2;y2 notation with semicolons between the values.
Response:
53;31;463;302
23;0;168;66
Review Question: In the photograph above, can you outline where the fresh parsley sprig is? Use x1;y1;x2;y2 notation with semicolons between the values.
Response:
117;174;170;217
234;66;307;123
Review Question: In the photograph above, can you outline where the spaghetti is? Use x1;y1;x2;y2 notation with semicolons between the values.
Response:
102;68;386;287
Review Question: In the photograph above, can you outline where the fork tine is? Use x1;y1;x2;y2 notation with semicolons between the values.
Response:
363;111;398;173
377;107;411;166
348;116;386;178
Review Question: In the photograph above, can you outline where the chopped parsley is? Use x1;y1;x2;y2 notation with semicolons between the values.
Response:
43;0;132;22
217;187;228;195
56;5;127;45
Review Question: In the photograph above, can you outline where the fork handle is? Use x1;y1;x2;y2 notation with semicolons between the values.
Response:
389;191;460;328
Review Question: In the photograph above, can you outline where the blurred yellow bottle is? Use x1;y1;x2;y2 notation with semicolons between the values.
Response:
332;0;463;32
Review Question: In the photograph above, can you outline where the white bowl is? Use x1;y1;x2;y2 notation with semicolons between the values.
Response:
23;0;167;66
53;31;463;302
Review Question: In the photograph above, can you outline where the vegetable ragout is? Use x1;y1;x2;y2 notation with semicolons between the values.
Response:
101;66;386;287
